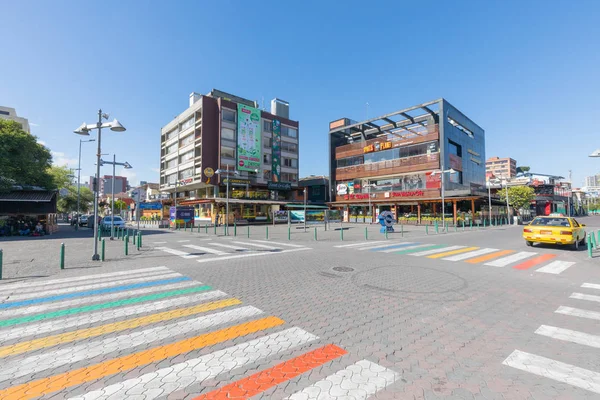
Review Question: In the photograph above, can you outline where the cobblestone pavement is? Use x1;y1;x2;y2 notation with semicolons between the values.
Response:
0;218;599;398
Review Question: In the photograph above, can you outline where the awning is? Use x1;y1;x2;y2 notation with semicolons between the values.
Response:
0;191;56;202
285;204;329;209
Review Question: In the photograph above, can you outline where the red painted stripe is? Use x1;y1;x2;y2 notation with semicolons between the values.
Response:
512;253;557;270
193;344;347;400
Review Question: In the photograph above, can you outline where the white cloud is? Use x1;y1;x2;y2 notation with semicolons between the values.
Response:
37;140;46;146
119;168;138;186
51;151;78;168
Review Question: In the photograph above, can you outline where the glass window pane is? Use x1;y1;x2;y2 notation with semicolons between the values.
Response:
221;128;235;141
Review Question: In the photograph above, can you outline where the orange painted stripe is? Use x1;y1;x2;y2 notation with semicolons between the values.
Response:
465;249;514;264
512;253;557;270
193;344;347;400
0;316;284;400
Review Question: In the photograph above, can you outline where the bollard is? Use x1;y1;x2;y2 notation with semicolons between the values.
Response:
205;224;208;234
588;234;593;258
385;229;388;240
125;235;129;255
469;220;472;230
139;231;143;248
597;230;600;247
214;223;217;235
137;232;141;250
314;227;317;241
234;223;237;237
198;225;200;233
434;221;439;234
445;222;448;232
426;224;429;235
288;226;291;241
101;239;105;261
365;227;368;240
223;225;227;236
184;223;187;232
98;227;102;241
340;227;344;241
455;223;457;232
60;243;65;270
462;220;465;232
0;248;2;280
266;226;269;239
247;225;250;238
401;222;404;237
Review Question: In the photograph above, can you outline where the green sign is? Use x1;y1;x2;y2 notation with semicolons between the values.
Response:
237;104;262;172
272;119;281;182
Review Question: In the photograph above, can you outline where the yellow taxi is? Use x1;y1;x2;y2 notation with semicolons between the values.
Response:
523;214;586;250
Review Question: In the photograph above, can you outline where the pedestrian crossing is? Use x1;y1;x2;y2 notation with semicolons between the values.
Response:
0;266;399;399
503;281;600;395
154;239;311;263
334;240;575;275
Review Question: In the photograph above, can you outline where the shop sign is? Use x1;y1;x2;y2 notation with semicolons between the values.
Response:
204;167;214;184
363;141;392;153
271;120;281;182
139;202;162;210
274;210;288;222
343;193;370;200
336;183;347;195
223;178;250;185
236;103;262;172
329;119;346;130
268;181;291;191
391;190;425;197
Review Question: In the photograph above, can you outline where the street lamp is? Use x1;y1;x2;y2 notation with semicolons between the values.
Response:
75;138;95;230
99;156;132;240
74;110;127;260
215;165;240;236
431;166;456;231
486;178;493;225
303;188;307;232
364;183;378;224
490;178;510;224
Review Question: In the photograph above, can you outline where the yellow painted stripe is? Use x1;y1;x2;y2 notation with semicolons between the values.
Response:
427;247;479;259
0;316;284;400
0;297;241;358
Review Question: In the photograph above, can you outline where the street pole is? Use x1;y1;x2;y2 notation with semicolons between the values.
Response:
226;164;230;236
303;188;307;232
368;184;371;224
441;163;445;230
92;109;103;261
111;154;115;240
488;180;492;226
76;140;82;231
504;180;510;224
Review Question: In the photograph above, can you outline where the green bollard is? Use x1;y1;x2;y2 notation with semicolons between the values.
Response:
266;226;269;239
214;223;217;235
588;234;593;258
98;227;102;241
385;229;388;240
247;225;250;238
184;223;187;232
205;224;208;234
462;220;465;231
288;226;291;241
435;221;439;234
60;243;65;270
0;248;2;280
137;232;141;250
365;227;368;240
314;227;317;241
340;227;344;241
223;225;227;236
234;223;237;237
469;220;472;230
445;222;448;232
197;225;200;233
125;235;129;255
101;239;105;261
426;224;429;235
401;222;404;237
597;230;600;247
139;231;143;248
455;223;457;232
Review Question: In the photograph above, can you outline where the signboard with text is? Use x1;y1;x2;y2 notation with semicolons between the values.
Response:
267;181;291;191
236;104;262;172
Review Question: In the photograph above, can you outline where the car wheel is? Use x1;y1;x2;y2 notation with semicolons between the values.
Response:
580;235;586;246
525;240;533;247
572;239;579;251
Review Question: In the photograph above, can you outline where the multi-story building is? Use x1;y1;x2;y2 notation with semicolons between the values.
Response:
160;89;299;225
89;175;128;196
486;156;517;179
585;174;600;188
0;106;30;133
328;99;486;224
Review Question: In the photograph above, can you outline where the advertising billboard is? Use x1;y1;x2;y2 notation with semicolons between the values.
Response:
272;119;281;182
169;206;194;228
237;104;262;172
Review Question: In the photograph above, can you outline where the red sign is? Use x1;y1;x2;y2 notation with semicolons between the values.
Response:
344;194;370;200
391;191;424;197
426;172;441;189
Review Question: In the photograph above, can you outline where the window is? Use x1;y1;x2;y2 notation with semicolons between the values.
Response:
222;109;235;122
221;127;235;141
179;168;193;179
180;117;194;132
166;142;178;155
281;125;297;138
448;117;474;138
263;120;272;132
263;137;272;148
448;140;462;157
281;142;297;153
263;154;271;164
166;128;178;141
312;186;321;196
281;172;298;182
283;158;298;168
166;173;177;184
179;133;194;147
221;146;235;159
166;158;178;169
179;150;194;164
449;171;463;184
0;110;9;116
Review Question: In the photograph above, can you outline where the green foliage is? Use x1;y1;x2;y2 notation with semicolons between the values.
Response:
112;199;127;212
48;165;74;190
516;166;531;175
498;185;535;212
57;185;94;213
0;119;53;190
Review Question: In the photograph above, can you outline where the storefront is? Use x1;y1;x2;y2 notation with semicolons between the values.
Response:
0;189;58;235
178;197;289;225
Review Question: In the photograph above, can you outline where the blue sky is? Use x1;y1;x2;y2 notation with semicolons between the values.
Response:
1;0;599;187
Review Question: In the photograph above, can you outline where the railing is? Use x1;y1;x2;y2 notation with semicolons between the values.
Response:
335;153;440;180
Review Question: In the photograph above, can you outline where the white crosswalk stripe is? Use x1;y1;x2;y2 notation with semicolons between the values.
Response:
570;293;600;303
232;241;279;249
484;251;537;267
0;280;199;319
380;243;430;253
442;248;498;261
285;359;400;400
155;247;198;259
582;283;600;290
535;325;600;349
556;306;600;321
357;242;415;251
503;350;600;394
0;306;264;382
0;266;169;294
196;247;310;263
251;240;306;248
1;290;228;341
536;261;576;274
209;242;251;251
182;244;227;255
334;241;387;248
67;327;318;400
4;272;182;301
410;246;465;257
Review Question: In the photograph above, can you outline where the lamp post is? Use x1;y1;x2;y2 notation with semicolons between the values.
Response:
75;138;95;230
432;166;456;231
503;179;510;224
99;156;132;240
364;183;377;224
487;178;493;224
303;188;307;232
215;164;239;236
74;110;126;260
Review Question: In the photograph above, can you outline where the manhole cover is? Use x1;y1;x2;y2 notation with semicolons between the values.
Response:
333;266;355;272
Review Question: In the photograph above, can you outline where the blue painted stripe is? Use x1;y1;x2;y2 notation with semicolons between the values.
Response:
0;276;191;309
369;243;421;252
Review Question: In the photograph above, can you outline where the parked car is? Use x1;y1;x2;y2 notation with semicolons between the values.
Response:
522;214;586;250
79;215;89;226
101;216;125;228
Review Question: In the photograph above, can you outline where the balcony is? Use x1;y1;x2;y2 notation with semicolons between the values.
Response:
335;153;440;181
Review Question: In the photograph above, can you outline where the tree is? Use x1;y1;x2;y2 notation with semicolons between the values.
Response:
0;120;53;190
498;186;535;215
516;166;531;176
56;185;94;213
48;165;74;190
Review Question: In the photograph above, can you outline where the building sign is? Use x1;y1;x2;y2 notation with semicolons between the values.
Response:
139;202;162;210
425;172;441;189
290;211;305;223
271;120;281;182
336;183;348;195
267;181;291;191
391;190;425;197
203;167;214;184
169;206;194;228
467;149;480;157
449;154;463;171
223;178;251;185
329;119;346;130
344;193;370;200
363;141;392;153
236;104;262;172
